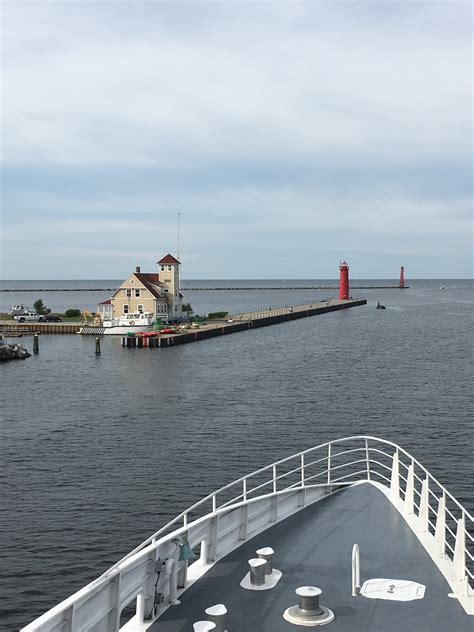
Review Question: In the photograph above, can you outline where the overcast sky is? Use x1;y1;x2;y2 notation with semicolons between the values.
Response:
1;1;472;279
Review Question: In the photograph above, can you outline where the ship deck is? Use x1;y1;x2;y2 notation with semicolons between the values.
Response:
150;482;471;632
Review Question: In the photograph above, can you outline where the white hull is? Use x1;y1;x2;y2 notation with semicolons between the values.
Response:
78;323;155;335
103;325;155;335
78;312;157;335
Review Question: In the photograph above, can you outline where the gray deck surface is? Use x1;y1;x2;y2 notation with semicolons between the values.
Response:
150;483;471;631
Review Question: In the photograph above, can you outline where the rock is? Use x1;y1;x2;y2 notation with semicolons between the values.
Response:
0;343;32;361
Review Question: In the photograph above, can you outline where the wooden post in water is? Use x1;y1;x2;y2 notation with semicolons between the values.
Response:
95;337;101;355
33;333;39;355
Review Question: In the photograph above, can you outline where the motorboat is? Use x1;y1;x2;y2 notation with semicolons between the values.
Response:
376;302;386;310
21;436;473;631
78;312;156;335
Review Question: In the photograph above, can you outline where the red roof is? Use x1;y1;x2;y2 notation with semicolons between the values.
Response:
157;253;180;265
135;273;164;299
98;299;112;305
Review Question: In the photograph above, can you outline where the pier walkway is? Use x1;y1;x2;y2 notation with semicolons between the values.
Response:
122;299;366;348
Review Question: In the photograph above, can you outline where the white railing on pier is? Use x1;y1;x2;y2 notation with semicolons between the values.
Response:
21;436;473;632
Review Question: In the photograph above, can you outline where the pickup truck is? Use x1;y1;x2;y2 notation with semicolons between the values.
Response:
14;312;44;322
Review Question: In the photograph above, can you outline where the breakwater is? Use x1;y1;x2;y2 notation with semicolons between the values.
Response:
2;285;405;292
185;286;406;291
122;299;367;348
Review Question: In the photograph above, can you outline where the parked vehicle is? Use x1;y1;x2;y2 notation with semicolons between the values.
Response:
11;304;28;317
14;312;42;322
42;315;62;322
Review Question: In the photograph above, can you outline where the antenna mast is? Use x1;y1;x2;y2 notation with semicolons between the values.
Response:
177;212;181;261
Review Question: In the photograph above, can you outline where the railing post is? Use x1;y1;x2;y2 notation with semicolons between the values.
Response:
212;494;217;513
301;454;305;487
243;478;247;502
111;573;121;631
389;450;400;503
453;513;468;595
434;493;446;557
418;478;429;532
327;444;332;485
136;592;145;623
365;438;370;481
273;465;277;493
169;562;179;605
200;539;208;565
404;462;414;515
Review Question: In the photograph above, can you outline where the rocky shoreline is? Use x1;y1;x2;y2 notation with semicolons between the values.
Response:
0;343;32;361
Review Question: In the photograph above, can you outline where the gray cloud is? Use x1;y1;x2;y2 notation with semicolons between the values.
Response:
1;1;472;279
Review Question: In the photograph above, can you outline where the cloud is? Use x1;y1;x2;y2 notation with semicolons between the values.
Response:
1;1;472;279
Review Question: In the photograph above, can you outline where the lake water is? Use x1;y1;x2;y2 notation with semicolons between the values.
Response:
1;279;473;631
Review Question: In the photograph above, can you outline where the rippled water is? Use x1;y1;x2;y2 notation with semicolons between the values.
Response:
1;280;473;631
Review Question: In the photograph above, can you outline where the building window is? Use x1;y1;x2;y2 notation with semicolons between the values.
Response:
168;265;172;271
160;265;165;271
137;304;144;313
123;305;129;314
135;289;141;297
126;289;132;297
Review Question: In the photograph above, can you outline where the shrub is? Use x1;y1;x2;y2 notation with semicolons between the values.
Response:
207;311;228;319
64;309;81;318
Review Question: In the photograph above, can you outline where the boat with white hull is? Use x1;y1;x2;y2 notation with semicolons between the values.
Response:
78;312;156;335
21;436;473;631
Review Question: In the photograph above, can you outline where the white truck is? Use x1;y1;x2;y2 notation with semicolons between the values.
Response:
13;312;44;322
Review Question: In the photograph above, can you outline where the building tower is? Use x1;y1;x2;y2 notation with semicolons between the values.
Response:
339;261;350;300
399;266;405;289
157;254;182;316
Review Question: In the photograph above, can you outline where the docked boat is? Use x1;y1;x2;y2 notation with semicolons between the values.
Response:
21;436;473;631
78;312;156;335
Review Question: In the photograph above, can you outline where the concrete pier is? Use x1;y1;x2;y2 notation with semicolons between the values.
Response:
122;299;366;349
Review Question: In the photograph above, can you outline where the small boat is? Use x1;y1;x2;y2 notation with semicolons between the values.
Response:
439;286;446;290
21;436;473;631
78;312;156;335
376;301;386;310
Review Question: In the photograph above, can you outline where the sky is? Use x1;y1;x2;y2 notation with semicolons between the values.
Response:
1;0;472;280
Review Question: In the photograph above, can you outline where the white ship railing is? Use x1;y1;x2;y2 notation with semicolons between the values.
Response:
21;436;473;631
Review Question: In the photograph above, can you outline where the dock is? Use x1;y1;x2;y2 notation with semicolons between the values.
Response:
0;322;82;335
122;299;366;348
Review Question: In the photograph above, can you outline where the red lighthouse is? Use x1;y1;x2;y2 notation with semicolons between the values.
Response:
339;261;350;300
399;266;405;289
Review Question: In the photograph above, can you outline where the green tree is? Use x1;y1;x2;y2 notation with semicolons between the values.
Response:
33;299;50;315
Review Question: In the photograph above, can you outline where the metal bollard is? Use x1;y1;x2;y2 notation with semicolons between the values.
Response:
205;604;227;632
284;585;334;626
248;558;266;586
95;337;101;355
296;586;324;617
256;546;274;575
33;333;39;355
